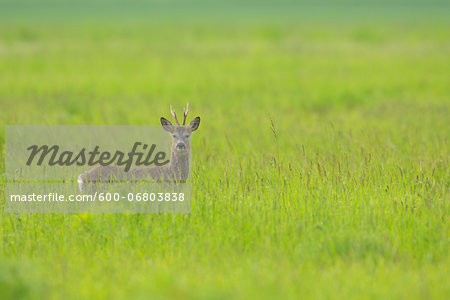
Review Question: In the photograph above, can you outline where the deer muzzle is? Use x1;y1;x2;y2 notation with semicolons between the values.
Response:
176;143;186;151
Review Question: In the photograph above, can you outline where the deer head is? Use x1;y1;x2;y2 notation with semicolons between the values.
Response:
160;103;200;153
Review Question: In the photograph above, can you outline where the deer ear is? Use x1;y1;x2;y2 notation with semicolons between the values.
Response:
189;117;200;132
160;117;173;132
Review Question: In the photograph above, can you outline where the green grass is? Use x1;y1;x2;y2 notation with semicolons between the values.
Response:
0;3;449;299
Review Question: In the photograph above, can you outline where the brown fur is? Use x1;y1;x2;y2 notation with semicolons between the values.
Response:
78;110;200;193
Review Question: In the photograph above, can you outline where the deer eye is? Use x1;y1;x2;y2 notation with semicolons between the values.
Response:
184;135;189;138
172;134;176;138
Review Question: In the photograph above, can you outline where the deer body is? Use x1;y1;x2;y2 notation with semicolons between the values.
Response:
78;104;200;193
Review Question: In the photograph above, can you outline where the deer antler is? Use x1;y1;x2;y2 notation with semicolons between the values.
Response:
182;102;189;125
170;104;180;125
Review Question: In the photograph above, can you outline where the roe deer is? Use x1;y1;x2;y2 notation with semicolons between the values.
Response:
77;103;200;193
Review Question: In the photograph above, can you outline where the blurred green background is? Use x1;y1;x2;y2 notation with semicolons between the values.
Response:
0;1;449;299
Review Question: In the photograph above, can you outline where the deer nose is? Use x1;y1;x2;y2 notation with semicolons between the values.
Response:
176;143;186;150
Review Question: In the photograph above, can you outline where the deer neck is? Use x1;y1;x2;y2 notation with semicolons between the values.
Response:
168;148;190;179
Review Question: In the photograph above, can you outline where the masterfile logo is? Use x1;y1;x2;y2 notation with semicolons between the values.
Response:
5;125;191;213
26;142;169;171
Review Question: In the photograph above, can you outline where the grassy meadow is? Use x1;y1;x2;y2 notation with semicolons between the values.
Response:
0;1;449;299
